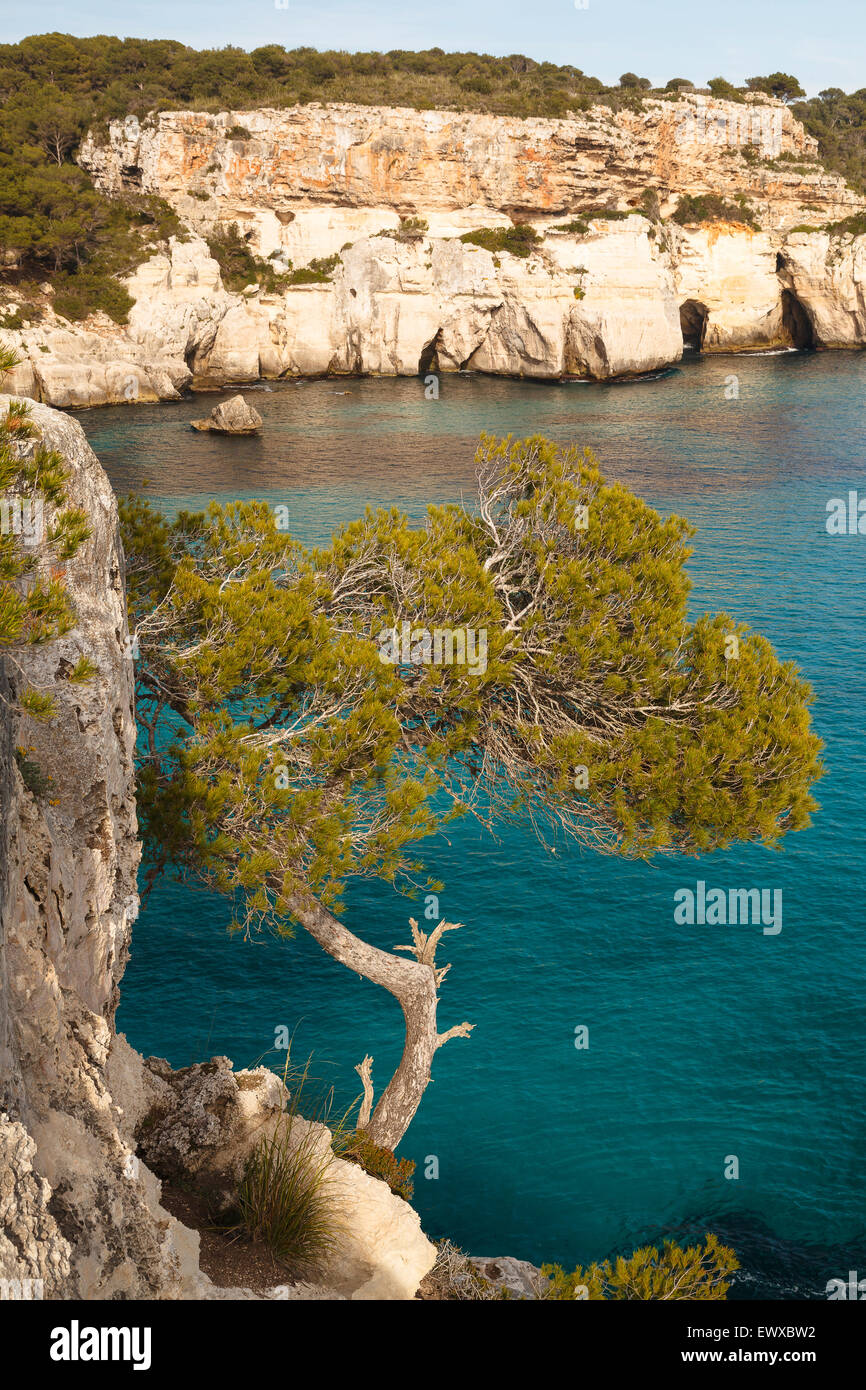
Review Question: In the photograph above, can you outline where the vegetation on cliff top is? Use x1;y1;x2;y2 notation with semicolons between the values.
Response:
1;35;865;321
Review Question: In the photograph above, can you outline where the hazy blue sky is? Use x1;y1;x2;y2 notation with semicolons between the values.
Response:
3;0;864;97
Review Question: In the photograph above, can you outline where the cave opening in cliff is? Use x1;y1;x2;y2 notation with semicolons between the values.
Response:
418;333;441;376
781;289;816;350
679;300;709;350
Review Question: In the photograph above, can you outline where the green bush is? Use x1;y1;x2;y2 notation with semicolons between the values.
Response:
226;124;252;140
551;218;590;234
15;747;51;797
341;1130;415;1200
824;211;866;237
207;227;340;291
285;253;340;284
672;193;758;228
460;223;540;257
52;269;135;325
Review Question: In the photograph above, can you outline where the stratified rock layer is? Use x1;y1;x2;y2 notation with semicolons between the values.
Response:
1;95;864;404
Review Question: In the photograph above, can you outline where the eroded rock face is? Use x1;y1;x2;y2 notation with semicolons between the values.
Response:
78;97;857;242
3;97;866;404
0;399;209;1299
778;232;866;347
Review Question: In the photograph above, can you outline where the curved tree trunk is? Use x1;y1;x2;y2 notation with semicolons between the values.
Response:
285;892;472;1150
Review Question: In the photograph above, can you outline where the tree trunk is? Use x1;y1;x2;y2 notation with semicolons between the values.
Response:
285;892;471;1150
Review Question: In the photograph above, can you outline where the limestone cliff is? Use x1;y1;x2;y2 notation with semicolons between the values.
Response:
0;399;435;1299
1;94;865;405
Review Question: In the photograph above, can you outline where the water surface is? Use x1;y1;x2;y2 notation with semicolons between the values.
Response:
79;352;866;1297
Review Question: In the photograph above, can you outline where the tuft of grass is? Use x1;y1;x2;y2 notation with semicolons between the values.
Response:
226;124;252;140
230;1054;343;1274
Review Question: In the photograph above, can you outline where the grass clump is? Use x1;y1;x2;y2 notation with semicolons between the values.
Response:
234;1122;339;1271
230;1056;342;1274
226;124;252;140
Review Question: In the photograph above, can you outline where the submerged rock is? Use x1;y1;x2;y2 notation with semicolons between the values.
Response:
191;393;263;434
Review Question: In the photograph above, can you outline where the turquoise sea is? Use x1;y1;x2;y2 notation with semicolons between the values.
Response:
78;351;866;1298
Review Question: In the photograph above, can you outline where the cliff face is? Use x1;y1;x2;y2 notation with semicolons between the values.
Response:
79;96;858;244
0;400;435;1299
0;398;189;1297
2;95;865;406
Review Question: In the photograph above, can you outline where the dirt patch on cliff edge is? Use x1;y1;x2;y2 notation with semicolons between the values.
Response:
159;1183;296;1294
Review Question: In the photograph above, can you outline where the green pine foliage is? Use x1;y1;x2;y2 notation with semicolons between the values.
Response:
120;432;823;937
0;350;92;717
543;1234;739;1299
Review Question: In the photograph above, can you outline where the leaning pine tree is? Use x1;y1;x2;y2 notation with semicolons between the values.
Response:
122;434;823;1149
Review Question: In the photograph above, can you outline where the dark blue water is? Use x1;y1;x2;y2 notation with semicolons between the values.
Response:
79;352;866;1298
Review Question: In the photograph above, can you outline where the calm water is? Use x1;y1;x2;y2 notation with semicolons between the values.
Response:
79;352;866;1299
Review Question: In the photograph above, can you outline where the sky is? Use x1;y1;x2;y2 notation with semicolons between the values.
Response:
1;0;864;97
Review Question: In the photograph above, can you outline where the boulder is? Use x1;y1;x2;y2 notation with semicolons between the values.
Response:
191;393;263;433
469;1255;550;1299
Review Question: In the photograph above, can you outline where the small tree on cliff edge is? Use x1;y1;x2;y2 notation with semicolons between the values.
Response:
121;434;823;1150
0;347;92;718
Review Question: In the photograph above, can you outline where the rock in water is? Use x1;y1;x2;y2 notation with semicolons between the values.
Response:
191;393;262;434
